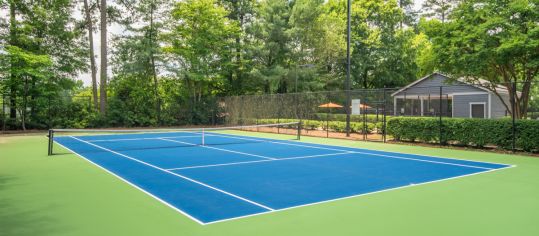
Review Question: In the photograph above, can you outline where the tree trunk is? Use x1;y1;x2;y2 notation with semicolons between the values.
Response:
21;76;28;131
99;0;108;113
149;2;160;124
84;0;99;110
9;1;17;122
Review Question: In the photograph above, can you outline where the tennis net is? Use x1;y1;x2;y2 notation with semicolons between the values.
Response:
47;122;301;155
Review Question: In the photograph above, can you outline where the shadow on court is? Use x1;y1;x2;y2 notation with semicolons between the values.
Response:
0;175;71;236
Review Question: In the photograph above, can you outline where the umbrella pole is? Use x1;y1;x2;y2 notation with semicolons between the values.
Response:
327;107;330;138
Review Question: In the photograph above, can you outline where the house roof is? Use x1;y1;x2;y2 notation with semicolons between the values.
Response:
391;72;515;96
390;72;453;96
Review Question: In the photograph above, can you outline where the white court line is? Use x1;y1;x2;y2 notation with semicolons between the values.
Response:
348;151;494;170
205;133;496;170
203;164;515;225
205;133;350;152
56;136;516;225
87;135;202;143
69;136;275;212
159;138;277;161
166;152;353;171
52;140;206;225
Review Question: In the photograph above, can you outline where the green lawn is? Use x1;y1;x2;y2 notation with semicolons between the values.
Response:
1;133;538;236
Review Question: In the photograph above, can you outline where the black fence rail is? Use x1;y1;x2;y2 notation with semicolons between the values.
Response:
1;94;92;131
2;81;538;153
220;81;538;153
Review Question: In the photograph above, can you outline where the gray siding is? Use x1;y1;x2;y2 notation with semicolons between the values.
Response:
491;93;510;118
394;73;486;97
453;94;489;118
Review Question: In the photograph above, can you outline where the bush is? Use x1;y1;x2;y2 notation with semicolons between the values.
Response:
387;117;539;152
314;113;390;123
254;118;376;134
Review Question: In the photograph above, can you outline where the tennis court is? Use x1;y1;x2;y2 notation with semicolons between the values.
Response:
50;123;512;225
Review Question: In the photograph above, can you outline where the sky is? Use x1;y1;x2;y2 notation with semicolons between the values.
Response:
77;0;426;86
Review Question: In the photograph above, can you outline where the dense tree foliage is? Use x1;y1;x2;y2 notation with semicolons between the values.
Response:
0;0;537;129
424;0;538;118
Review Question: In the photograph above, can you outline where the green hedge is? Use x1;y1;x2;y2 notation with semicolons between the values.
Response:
387;117;539;152
313;113;389;123
256;118;381;134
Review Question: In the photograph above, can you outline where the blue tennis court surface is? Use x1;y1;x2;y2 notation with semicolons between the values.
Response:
54;131;511;224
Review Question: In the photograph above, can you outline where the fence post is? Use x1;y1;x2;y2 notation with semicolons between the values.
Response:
345;89;351;137
1;94;5;132
297;120;302;140
363;97;367;141
47;95;52;129
277;94;282;134
439;86;443;145
382;88;387;143
327;91;330;138
511;81;516;152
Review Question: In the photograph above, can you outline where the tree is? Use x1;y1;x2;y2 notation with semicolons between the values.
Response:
0;46;52;130
398;0;417;28
351;0;419;89
220;0;256;95
313;0;347;89
165;0;239;101
247;0;293;94
1;0;88;129
113;0;170;123
421;0;459;23
82;0;98;110
425;0;539;118
99;0;107;113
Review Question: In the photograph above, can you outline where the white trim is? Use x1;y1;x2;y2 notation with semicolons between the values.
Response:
451;92;489;96
69;136;275;211
394;92;488;99
469;102;487;118
488;93;492;118
393;97;397;116
420;98;424;116
451;98;454;118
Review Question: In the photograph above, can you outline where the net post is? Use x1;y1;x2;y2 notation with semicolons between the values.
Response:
202;128;205;146
297;121;302;140
47;129;54;156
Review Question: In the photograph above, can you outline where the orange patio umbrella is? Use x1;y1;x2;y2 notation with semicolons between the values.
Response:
318;102;343;108
355;104;371;109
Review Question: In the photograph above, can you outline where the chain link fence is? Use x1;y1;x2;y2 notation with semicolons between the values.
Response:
1;94;92;132
2;81;537;153
220;81;538;153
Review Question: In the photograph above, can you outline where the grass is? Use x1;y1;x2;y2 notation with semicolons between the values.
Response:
1;132;538;236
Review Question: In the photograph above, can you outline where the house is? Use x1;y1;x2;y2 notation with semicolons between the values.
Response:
391;73;511;119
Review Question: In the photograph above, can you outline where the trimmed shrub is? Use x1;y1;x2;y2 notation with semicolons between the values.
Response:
314;113;390;123
387;117;539;152
253;118;376;134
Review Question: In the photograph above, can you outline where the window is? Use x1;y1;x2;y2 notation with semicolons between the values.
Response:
470;103;486;118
